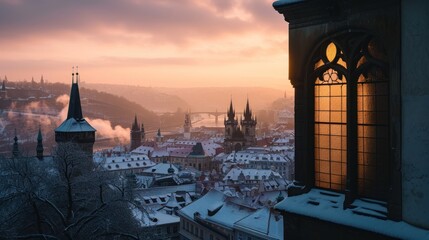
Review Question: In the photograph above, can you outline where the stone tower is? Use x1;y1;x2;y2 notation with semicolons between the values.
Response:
224;100;238;141
36;126;44;160
55;68;96;157
241;99;257;147
184;110;192;139
12;129;19;158
130;115;142;151
224;100;245;153
156;128;164;143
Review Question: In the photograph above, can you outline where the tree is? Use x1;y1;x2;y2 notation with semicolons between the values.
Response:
0;143;155;239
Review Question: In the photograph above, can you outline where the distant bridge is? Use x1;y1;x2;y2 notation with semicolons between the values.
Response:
190;111;243;125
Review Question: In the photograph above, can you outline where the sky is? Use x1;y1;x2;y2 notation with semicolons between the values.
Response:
0;0;289;90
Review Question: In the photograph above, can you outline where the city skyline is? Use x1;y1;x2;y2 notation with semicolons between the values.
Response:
0;0;289;90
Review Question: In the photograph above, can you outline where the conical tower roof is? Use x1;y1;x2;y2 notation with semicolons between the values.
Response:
55;68;95;133
227;99;235;120
132;114;140;131
244;98;252;121
36;126;44;160
67;80;83;120
12;129;19;158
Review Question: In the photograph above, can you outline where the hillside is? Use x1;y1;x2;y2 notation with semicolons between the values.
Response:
84;83;189;112
0;81;181;155
84;84;287;113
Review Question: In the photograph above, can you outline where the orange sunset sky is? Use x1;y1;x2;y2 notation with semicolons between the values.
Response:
1;0;289;90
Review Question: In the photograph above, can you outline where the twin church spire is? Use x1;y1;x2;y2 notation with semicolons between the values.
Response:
224;98;257;153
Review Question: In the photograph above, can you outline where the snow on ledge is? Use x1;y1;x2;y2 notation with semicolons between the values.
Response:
274;189;429;240
273;0;304;8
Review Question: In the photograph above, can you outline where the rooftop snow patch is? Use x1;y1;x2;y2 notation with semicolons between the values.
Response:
235;207;283;239
55;118;96;132
179;189;225;220
206;201;255;229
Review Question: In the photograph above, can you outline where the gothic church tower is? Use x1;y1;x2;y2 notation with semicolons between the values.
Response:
241;99;257;147
130;115;144;151
55;68;96;157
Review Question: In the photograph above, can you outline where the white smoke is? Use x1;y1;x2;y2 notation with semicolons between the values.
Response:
55;94;130;143
56;94;69;121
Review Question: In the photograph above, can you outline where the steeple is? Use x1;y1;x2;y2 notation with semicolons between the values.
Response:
132;114;139;131
1;80;5;91
243;98;252;121
67;67;83;120
36;126;44;160
227;99;235;121
130;115;142;151
12;129;19;158
156;128;163;143
55;67;96;159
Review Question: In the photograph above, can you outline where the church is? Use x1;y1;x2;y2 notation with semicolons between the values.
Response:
130;115;145;151
223;99;257;153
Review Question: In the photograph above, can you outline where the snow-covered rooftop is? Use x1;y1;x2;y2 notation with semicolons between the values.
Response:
179;189;225;220
102;154;155;171
143;163;179;175
224;151;290;164
133;207;179;227
235;207;283;240
55;118;96;132
151;149;169;157
223;168;282;182
131;146;154;155
206;202;255;229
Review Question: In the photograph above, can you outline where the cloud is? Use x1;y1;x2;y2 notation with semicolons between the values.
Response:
0;0;285;46
0;0;290;90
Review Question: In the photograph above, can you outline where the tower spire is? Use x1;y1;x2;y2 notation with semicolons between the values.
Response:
67;66;83;120
132;114;139;130
36;125;44;160
227;99;235;120
12;129;19;158
76;66;79;84
244;98;252;121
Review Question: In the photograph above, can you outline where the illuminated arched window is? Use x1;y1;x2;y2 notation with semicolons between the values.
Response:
355;38;389;200
314;41;347;191
312;34;389;200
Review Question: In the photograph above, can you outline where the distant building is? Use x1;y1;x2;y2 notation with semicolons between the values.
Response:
100;154;155;175
224;99;257;153
223;167;282;185
156;128;164;143
178;189;283;240
36;126;44;160
130;115;145;151
55;69;96;157
184;111;192;140
223;149;293;179
0;80;7;99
